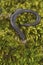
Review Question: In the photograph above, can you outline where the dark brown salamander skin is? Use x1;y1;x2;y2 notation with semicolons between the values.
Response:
10;9;41;40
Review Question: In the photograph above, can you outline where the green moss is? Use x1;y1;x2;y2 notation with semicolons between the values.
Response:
0;0;43;65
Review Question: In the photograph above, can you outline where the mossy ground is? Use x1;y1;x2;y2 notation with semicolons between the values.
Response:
0;0;43;65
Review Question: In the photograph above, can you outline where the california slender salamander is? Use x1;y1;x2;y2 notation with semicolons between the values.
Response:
10;9;41;40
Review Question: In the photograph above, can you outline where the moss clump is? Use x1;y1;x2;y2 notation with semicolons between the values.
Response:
0;0;43;65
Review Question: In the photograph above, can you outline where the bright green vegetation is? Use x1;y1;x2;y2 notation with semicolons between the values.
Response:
0;0;43;65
